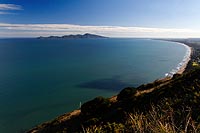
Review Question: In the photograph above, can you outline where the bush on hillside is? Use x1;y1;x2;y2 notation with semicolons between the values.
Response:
81;96;111;118
117;87;136;102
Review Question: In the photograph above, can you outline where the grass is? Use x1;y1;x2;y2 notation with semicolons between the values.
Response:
83;105;200;133
192;62;199;67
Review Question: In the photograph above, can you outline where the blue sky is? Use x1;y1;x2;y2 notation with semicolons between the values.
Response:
1;0;200;38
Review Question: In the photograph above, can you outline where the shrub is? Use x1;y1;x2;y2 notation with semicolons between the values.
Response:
81;96;111;118
117;87;136;101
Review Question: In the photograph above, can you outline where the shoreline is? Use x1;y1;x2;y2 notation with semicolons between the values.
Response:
171;42;192;75
157;40;192;77
176;45;192;74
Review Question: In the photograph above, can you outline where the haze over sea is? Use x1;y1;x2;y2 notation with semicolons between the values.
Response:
0;38;187;132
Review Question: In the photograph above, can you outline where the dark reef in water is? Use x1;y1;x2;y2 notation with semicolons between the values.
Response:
77;78;132;91
37;33;108;39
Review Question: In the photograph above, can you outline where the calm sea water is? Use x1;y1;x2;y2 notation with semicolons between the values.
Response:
0;38;187;132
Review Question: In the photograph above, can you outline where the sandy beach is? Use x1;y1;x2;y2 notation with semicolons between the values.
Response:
176;46;192;74
160;40;192;77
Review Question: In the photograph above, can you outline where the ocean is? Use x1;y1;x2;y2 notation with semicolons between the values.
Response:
0;38;188;132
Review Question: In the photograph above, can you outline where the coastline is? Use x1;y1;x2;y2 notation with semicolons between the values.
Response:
176;45;192;74
157;40;192;77
27;39;196;133
172;42;192;74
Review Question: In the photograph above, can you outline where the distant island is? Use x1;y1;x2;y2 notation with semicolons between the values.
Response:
37;33;108;39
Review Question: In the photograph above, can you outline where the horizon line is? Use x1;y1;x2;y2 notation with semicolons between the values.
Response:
1;23;200;38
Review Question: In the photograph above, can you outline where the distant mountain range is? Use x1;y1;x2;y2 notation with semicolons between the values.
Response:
37;33;108;39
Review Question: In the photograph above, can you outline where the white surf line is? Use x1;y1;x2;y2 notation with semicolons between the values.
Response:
165;42;192;77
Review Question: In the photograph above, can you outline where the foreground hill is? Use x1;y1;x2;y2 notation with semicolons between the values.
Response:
28;68;200;133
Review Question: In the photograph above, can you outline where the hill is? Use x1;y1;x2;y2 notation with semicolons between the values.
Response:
37;33;108;39
28;67;200;133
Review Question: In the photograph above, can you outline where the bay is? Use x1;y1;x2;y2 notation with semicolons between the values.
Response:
0;38;187;132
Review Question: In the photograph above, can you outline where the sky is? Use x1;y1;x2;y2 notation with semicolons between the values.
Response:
1;0;200;38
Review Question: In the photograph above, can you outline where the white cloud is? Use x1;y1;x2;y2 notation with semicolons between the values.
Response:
0;4;22;15
0;23;200;38
0;4;22;10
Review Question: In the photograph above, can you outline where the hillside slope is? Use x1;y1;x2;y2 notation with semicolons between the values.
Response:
28;68;200;133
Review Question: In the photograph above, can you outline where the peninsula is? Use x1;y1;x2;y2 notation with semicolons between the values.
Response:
37;33;108;39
